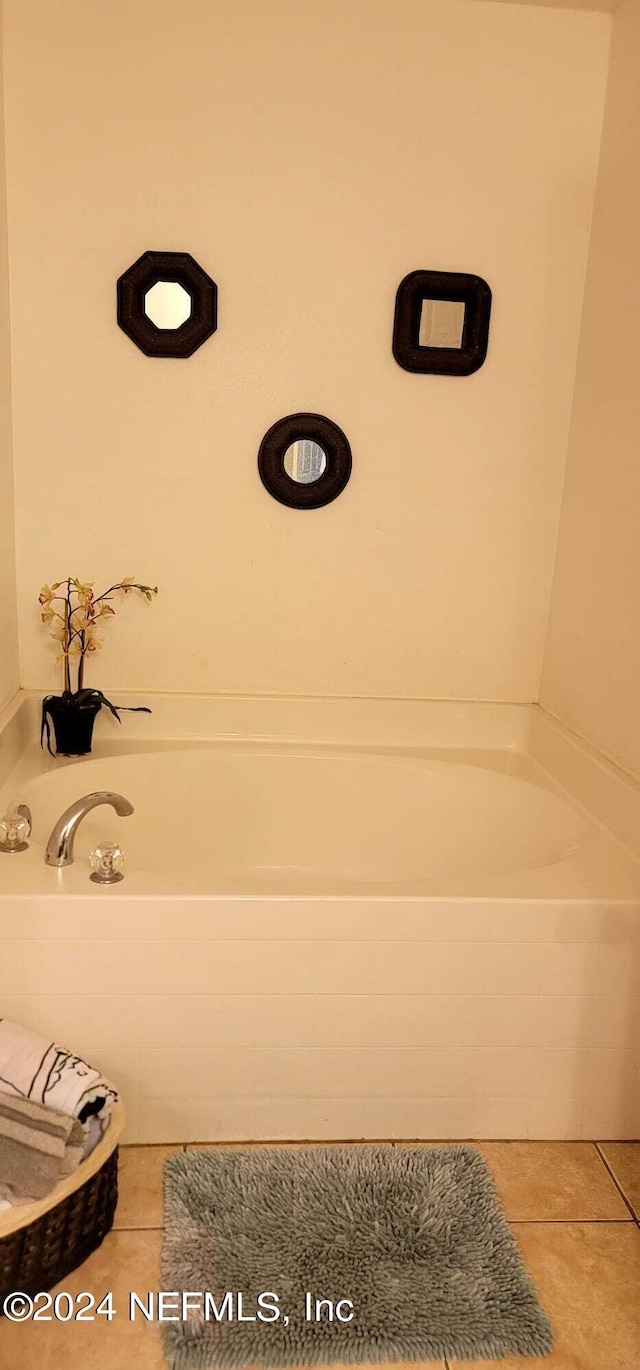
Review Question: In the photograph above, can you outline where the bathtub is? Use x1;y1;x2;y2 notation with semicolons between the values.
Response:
1;692;639;1143
1;742;589;895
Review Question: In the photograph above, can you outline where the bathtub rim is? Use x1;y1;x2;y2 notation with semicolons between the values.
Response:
1;690;640;869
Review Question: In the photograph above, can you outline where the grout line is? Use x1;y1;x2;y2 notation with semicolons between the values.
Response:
121;1142;185;1149
174;1136;594;1147
113;1223;164;1232
118;1137;633;1147
595;1143;639;1224
125;1134;640;1145
510;1218;632;1225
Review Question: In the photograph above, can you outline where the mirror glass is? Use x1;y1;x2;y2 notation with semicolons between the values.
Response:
419;298;465;349
144;280;193;330
283;439;328;484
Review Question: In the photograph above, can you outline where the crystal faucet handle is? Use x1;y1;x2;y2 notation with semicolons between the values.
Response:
89;840;126;884
0;811;31;853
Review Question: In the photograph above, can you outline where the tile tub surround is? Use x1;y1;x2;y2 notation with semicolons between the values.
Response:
2;908;640;1143
0;695;639;1143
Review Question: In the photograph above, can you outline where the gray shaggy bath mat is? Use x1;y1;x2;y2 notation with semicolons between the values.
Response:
162;1144;553;1368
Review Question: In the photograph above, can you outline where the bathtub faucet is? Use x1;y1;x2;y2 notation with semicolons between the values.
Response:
44;791;134;868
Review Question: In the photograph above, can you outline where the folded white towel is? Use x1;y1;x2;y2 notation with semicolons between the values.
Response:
0;1019;118;1145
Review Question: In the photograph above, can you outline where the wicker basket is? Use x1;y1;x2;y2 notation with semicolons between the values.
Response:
0;1100;125;1305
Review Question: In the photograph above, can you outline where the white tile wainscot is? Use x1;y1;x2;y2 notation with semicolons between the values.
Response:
1;896;639;1142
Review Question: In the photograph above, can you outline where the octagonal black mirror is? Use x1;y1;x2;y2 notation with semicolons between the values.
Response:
117;250;217;358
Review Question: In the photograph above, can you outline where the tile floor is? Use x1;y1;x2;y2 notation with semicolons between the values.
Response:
0;1140;639;1369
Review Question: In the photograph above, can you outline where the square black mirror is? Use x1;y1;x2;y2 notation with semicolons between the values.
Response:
393;270;491;376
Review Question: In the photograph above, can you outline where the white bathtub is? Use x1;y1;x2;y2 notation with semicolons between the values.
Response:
1;693;639;1143
5;743;588;895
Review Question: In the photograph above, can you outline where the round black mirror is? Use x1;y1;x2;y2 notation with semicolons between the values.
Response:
258;414;352;509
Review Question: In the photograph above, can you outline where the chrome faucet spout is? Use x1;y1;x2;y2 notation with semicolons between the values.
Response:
44;791;134;868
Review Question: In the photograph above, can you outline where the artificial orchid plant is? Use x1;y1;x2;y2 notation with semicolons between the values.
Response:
39;575;158;754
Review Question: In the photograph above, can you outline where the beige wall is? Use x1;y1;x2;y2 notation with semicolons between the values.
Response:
0;2;18;712
3;0;609;701
541;0;640;778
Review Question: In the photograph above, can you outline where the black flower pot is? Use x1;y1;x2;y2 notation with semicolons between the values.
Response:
41;693;102;757
41;689;152;758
